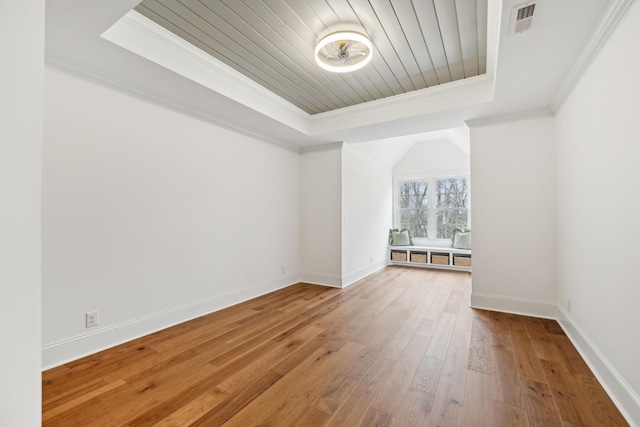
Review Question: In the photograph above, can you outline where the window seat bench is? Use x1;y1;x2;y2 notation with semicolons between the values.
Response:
389;245;471;272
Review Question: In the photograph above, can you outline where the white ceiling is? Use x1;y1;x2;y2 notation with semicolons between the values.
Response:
134;0;488;115
45;0;611;150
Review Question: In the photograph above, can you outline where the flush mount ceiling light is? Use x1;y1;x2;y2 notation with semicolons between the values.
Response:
315;31;373;73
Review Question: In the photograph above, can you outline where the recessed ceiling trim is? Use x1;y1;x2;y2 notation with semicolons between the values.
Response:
309;73;495;135
102;2;501;138
102;10;311;135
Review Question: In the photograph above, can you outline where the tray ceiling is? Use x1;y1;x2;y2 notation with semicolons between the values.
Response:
134;0;488;115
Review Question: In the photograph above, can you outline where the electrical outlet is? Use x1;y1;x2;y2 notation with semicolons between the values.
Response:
567;299;572;313
86;311;98;328
370;256;373;263
281;266;285;274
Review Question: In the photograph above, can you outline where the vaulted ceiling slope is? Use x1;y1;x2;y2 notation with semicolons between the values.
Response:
45;0;614;149
134;0;488;115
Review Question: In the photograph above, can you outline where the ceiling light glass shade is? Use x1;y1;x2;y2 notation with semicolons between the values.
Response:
315;31;373;73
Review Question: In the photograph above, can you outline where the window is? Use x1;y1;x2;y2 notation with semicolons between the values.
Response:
396;175;469;240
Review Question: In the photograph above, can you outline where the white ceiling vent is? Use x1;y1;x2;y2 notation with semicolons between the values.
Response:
510;2;537;35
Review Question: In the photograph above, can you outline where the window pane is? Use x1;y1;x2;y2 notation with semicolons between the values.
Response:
436;209;468;239
399;209;428;238
435;177;468;209
399;180;428;208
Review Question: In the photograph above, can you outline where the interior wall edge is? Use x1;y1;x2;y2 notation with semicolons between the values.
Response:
42;272;301;370
557;306;640;427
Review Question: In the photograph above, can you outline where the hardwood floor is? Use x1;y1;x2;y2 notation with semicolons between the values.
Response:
42;267;628;426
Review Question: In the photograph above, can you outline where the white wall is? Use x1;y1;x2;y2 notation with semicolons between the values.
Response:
469;116;557;317
300;146;343;287
42;69;302;367
393;140;470;177
341;144;393;286
556;0;640;421
0;1;44;425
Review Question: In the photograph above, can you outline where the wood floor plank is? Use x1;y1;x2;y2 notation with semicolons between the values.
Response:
511;328;548;383
190;369;283;426
217;326;323;394
539;358;599;426
41;267;627;427
468;317;492;374
359;406;394;427
152;390;229;426
492;348;525;408
426;323;470;427
490;330;514;353
43;379;129;425
552;334;594;377
313;373;359;415
521;378;563;427
494;400;530;427
410;355;444;394
389;388;434;427
224;341;363;426
424;312;457;359
578;373;629;426
372;328;435;416
122;373;228;425
42;377;107;412
460;370;495;426
326;357;397;426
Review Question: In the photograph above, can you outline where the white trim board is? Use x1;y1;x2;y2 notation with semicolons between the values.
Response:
470;292;558;319
465;107;553;129
557;306;640;427
42;272;301;370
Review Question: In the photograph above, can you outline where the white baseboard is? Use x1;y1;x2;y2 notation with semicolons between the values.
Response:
300;271;343;288
341;261;387;288
557;306;640;427
42;272;301;370
470;292;557;319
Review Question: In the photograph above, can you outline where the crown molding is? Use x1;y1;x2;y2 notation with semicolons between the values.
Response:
465;107;553;128
550;0;635;112
309;73;495;135
300;142;344;154
45;52;302;154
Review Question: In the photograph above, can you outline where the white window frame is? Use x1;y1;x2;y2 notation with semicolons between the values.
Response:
394;173;471;244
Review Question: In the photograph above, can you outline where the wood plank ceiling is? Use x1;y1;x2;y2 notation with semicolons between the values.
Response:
135;0;488;115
